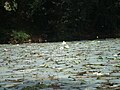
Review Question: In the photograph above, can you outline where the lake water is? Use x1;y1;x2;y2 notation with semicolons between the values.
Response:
0;38;120;90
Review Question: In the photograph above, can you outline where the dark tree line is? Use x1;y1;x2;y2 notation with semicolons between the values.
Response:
0;0;120;43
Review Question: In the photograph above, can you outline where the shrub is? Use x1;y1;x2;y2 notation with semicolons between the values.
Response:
10;30;30;44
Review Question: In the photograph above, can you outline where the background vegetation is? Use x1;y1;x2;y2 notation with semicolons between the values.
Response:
0;0;120;43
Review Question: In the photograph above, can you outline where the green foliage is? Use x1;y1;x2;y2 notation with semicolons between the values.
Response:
10;30;30;44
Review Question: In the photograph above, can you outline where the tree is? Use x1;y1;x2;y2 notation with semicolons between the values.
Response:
0;0;120;43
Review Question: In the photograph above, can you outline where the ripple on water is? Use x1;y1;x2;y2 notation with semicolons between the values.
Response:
0;39;120;89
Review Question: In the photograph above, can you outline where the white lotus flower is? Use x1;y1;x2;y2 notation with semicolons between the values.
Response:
60;46;64;50
64;44;69;49
97;36;99;39
93;72;103;76
16;44;19;46
4;48;8;51
113;54;118;57
60;41;69;49
62;41;67;45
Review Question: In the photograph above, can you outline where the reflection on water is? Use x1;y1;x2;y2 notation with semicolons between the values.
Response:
0;38;120;90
